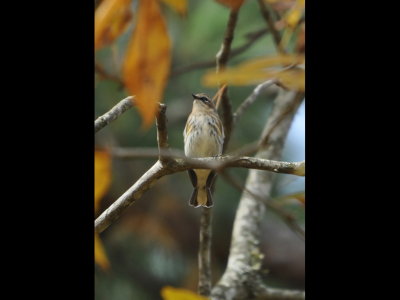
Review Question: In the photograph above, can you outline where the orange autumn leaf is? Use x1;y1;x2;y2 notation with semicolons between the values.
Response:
95;233;110;270
95;150;111;213
160;0;188;16
161;286;208;300
123;0;171;128
215;0;245;11
95;0;133;50
203;55;305;91
94;150;111;270
94;150;111;269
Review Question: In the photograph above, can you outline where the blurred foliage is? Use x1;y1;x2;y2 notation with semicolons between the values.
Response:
95;150;111;270
95;0;305;299
203;54;305;90
122;0;171;127
161;286;208;300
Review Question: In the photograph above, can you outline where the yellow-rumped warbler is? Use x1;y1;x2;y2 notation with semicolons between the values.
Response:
183;93;225;207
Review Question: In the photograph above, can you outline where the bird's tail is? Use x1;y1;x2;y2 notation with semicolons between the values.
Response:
189;187;213;208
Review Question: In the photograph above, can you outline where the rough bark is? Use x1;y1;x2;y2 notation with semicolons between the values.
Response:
210;90;305;300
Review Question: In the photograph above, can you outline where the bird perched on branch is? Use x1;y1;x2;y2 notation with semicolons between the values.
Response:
183;93;225;207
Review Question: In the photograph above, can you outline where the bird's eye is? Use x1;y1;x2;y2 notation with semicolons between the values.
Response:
202;97;209;102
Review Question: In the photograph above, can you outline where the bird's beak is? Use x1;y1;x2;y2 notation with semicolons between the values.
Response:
192;93;198;100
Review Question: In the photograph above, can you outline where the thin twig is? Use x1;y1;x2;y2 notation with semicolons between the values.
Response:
155;103;171;163
216;9;239;152
259;92;304;147
216;10;239;72
221;171;305;241
250;275;305;300
257;0;285;54
220;90;233;153
171;28;268;77
227;92;305;159
233;79;279;124
198;208;212;296
94;96;133;133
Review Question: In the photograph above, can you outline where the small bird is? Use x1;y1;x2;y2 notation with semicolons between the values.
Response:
183;93;225;207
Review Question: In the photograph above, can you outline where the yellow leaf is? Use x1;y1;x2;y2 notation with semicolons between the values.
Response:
278;68;305;91
95;150;111;213
202;55;305;91
286;9;301;28
285;0;304;28
215;0;245;11
122;0;171;128
160;0;187;16
95;0;133;50
161;286;208;300
95;233;110;270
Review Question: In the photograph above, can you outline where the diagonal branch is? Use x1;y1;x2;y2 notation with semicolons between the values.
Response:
233;79;279;124
210;90;304;300
94;89;305;299
257;0;285;54
95;161;169;234
216;10;239;72
95;96;134;133
221;171;305;241
95;153;304;234
171;28;269;77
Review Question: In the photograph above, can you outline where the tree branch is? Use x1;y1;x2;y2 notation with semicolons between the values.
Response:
111;147;305;176
244;272;305;299
253;284;305;300
94;96;133;133
233;79;278;124
216;9;239;152
155;103;171;163
94;90;305;299
227;91;305;159
198;207;212;296
96;151;305;234
171;28;268;77
195;9;241;296
95;161;169;234
210;90;304;300
221;171;305;241
216;10;239;72
257;0;285;54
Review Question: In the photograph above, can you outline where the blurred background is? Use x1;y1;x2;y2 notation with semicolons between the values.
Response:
95;0;305;299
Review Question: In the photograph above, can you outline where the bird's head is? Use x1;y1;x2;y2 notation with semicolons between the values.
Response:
191;93;215;110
